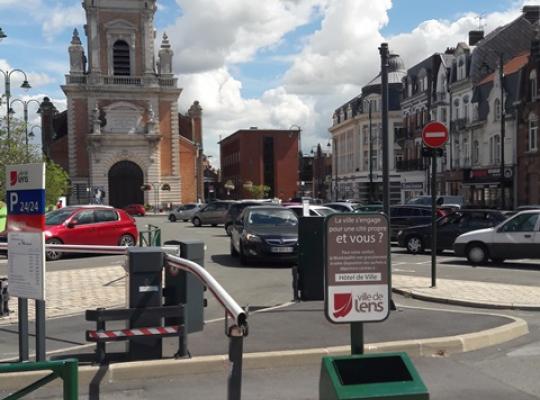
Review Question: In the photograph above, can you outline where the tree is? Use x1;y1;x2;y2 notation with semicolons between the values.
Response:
246;184;271;199
0;118;70;208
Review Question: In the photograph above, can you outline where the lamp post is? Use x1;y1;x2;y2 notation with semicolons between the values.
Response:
9;98;41;159
0;68;31;141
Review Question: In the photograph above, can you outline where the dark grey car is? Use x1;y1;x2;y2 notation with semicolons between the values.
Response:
191;201;235;227
230;206;299;265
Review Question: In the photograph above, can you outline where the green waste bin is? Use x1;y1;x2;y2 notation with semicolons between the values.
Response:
319;352;429;400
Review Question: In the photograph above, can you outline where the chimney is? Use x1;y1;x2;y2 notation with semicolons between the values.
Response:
523;6;540;24
468;30;484;46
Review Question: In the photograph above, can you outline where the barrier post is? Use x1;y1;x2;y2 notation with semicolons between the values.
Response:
227;325;244;400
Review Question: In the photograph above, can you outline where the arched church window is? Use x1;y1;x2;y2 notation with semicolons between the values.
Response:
113;40;130;76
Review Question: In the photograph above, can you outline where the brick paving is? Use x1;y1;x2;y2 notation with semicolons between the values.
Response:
393;274;540;309
0;266;126;326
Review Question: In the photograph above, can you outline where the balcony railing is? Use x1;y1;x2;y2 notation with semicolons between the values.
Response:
396;159;426;171
65;75;178;87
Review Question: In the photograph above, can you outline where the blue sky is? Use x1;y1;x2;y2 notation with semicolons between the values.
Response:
0;0;534;157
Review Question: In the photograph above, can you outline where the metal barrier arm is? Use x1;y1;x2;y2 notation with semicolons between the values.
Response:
0;243;179;255
165;254;248;334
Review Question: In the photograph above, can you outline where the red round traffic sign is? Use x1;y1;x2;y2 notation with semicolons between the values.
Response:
422;121;449;148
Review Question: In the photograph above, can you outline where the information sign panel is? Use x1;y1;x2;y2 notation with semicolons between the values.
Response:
325;213;390;323
6;163;46;301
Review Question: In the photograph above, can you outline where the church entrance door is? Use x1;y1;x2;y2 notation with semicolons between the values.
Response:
108;160;144;208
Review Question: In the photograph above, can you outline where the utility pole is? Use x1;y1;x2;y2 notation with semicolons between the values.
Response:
379;43;390;217
499;52;506;210
368;100;374;202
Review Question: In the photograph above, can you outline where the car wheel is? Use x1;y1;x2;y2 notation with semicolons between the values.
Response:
225;224;234;236
406;236;424;254
192;217;201;227
45;238;64;261
466;243;488;264
239;244;249;265
169;215;177;222
230;240;238;257
119;234;136;247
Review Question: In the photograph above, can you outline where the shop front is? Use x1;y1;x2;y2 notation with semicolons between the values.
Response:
462;167;514;209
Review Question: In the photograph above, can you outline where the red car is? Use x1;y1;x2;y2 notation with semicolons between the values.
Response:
123;204;146;217
44;205;138;261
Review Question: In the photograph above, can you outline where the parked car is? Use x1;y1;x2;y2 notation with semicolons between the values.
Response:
43;205;138;261
224;201;281;236
324;202;361;212
406;195;465;207
230;206;299;265
454;210;540;264
354;204;384;213
396;209;507;254
288;197;323;205
169;203;203;222
286;205;336;217
123;204;146;217
191;200;235;227
389;205;445;240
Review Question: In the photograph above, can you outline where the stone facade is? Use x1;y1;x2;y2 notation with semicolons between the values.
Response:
42;0;202;207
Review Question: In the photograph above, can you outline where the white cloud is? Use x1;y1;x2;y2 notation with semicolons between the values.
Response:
164;0;326;73
41;4;85;42
167;0;539;159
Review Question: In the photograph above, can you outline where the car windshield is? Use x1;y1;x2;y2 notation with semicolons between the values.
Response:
247;209;298;226
45;209;75;225
315;208;336;217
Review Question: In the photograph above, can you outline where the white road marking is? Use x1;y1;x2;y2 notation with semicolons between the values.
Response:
393;268;416;273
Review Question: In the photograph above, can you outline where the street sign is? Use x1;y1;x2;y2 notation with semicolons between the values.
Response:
422;121;449;149
6;163;46;301
324;213;390;323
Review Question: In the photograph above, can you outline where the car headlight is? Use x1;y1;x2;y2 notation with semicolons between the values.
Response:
245;233;261;242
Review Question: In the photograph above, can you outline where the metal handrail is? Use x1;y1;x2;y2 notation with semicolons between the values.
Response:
165;254;247;330
0;358;78;400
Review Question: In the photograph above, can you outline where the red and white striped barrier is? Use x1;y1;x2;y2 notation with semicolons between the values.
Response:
87;325;181;341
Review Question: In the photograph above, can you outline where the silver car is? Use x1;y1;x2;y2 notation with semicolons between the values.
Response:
192;201;235;227
168;203;203;222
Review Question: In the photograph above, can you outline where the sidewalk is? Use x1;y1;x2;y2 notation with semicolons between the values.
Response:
2;266;540;326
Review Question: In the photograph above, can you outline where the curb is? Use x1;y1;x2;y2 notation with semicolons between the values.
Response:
393;287;540;311
0;314;528;391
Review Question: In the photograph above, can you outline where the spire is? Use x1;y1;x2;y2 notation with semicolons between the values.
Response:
160;33;171;49
71;28;81;45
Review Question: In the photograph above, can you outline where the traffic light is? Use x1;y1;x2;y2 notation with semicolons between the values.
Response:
421;147;444;157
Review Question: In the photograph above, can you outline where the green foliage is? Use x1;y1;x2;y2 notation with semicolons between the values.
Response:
246;184;271;199
0;118;70;207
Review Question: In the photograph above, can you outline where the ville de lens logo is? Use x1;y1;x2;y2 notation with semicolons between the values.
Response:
333;292;386;318
10;170;29;186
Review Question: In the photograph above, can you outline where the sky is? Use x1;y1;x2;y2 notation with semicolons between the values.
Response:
0;0;538;163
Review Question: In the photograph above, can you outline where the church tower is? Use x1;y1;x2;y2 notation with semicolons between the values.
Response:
62;0;184;208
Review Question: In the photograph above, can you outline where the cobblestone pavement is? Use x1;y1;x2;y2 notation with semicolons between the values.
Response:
0;266;126;326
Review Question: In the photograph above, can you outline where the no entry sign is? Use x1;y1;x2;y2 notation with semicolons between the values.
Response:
422;121;448;149
324;213;390;324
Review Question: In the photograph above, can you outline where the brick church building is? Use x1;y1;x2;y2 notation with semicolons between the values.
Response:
41;0;203;207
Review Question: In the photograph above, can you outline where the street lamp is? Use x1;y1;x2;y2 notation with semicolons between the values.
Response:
9;98;40;159
140;182;171;212
0;68;31;141
0;27;7;41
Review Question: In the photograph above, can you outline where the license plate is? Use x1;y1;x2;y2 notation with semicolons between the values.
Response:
271;247;294;253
